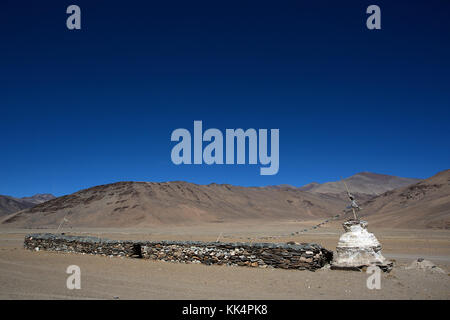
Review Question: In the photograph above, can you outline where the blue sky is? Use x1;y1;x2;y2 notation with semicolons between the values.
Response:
1;0;449;197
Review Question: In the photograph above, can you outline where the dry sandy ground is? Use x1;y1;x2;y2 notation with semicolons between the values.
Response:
0;221;449;300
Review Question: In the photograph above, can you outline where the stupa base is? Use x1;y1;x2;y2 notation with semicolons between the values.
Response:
331;262;394;272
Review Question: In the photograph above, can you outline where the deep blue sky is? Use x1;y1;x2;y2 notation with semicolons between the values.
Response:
1;0;449;197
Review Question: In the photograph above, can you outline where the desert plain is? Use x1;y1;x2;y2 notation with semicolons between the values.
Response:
1;220;449;300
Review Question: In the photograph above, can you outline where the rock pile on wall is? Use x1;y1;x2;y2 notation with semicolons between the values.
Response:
24;233;333;271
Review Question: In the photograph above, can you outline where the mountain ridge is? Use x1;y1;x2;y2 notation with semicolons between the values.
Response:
298;172;421;196
1;180;346;228
20;193;55;205
0;193;56;217
2;171;447;229
361;169;450;229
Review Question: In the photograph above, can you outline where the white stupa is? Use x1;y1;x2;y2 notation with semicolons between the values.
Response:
331;219;392;272
331;179;393;272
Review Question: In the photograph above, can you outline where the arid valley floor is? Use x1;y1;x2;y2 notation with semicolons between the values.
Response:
1;221;449;300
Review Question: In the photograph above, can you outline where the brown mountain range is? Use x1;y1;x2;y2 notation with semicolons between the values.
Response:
20;193;56;205
1;181;347;228
0;196;35;217
299;172;421;196
0;193;56;217
1;171;448;229
360;169;450;229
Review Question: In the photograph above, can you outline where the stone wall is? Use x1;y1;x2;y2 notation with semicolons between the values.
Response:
24;233;333;271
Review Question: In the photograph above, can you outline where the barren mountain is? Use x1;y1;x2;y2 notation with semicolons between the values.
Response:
360;169;450;229
20;193;55;205
1;182;347;228
1;172;446;229
300;172;421;196
297;182;320;192
0;193;56;217
0;196;35;217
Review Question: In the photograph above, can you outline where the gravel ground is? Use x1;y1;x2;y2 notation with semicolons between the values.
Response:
0;226;449;300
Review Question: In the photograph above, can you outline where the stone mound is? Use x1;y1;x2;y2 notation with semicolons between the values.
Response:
405;258;446;274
